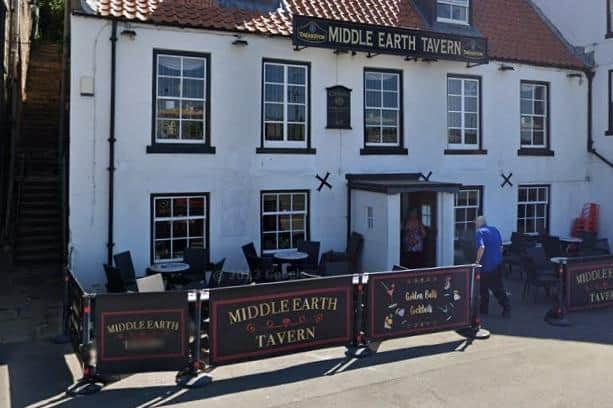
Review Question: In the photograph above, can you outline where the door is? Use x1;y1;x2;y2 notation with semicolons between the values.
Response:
400;192;438;268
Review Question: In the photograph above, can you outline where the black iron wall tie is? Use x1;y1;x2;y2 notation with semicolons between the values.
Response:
500;173;513;188
316;172;332;191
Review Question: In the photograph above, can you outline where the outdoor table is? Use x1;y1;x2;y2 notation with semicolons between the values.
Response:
149;262;190;289
560;237;583;244
274;251;309;280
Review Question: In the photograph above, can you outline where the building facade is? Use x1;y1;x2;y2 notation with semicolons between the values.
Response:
69;0;591;287
533;0;613;249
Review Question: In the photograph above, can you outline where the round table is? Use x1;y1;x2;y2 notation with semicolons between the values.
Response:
560;237;583;244
274;251;309;280
149;262;190;274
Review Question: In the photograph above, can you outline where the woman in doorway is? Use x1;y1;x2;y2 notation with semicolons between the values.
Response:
401;209;427;269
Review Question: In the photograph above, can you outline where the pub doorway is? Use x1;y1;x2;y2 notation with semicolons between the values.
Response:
400;192;438;268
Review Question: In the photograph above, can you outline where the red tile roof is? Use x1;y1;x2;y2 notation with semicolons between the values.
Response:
77;0;586;69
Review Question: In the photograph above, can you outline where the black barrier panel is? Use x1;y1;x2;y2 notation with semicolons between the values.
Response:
565;257;613;312
209;276;355;366
366;267;472;341
95;292;189;375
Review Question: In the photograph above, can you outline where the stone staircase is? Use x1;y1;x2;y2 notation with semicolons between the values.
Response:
12;41;63;269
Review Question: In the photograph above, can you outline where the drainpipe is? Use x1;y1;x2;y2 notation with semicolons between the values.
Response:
107;21;117;265
586;70;613;168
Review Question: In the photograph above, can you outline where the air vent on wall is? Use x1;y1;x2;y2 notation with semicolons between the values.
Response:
217;0;280;12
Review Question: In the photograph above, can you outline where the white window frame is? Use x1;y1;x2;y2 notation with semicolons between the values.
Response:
263;62;308;149
261;191;309;254
152;195;207;263
517;185;549;235
154;53;207;144
520;82;548;148
437;0;470;25
364;70;401;147
447;76;480;149
454;187;481;239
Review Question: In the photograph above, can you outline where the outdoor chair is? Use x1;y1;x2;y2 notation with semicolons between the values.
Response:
542;236;563;259
113;251;138;291
578;233;610;256
297;240;321;275
136;273;165;293
208;258;227;288
103;264;126;293
182;247;210;283
521;247;559;302
503;233;530;279
594;238;611;255
325;232;364;274
320;260;352;276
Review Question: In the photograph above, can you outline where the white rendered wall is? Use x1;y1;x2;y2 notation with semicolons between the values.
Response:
70;16;591;288
534;0;613;246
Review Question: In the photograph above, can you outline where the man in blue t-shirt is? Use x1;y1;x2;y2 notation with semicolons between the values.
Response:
474;216;511;317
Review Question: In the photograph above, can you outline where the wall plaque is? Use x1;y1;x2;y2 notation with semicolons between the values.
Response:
326;86;351;129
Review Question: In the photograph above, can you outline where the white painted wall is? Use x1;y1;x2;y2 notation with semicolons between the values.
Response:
70;16;591;288
533;0;613;245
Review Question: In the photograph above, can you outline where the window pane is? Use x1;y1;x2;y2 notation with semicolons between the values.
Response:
278;232;291;249
190;198;204;216
265;84;284;102
382;110;398;126
533;116;544;131
521;116;533;130
526;219;535;233
265;64;284;83
172;199;186;217
467;190;478;206
158;77;180;97
174;239;187;259
382;74;398;91
173;220;188;237
519;188;527;202
534;85;546;100
183;79;204;99
535;219;545;234
181;100;204;120
382;127;398;144
155;241;171;261
265;103;284;121
366;91;381;107
533;131;544;146
448;112;461;128
448;95;461;111
452;5;467;21
455;208;464;223
263;195;277;212
536;204;545;217
448;78;461;94
382;92;398;108
466;208;477;222
521;99;533;115
437;3;451;19
183;58;205;78
448;128;461;144
157;120;180;140
189;218;204;236
464;80;478;96
156;199;171;217
182;121;204;140
538;188;547;201
365;109;381;126
189;238;204;248
158;100;180;118
265;123;283;141
521;130;532;145
155;221;170;239
465;96;477;112
526;204;535;217
262;215;277;232
366;127;381;144
521;84;533;99
262;233;277;251
279;194;291;211
293;194;306;211
365;72;380;89
287;67;305;84
292;231;305;248
158;56;180;76
287;124;305;141
291;215;305;230
465;129;478;145
288;86;305;103
534;100;545;115
528;188;537;201
288;105;306;122
465;113;478;128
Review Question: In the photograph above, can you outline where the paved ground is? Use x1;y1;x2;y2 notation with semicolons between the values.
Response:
1;277;613;408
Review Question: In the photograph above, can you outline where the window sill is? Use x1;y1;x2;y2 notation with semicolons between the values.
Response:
606;32;613;39
517;148;555;157
146;144;216;154
256;147;317;155
360;146;408;155
605;130;613;136
444;149;488;155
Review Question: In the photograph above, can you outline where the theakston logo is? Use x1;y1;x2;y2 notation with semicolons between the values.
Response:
297;21;327;43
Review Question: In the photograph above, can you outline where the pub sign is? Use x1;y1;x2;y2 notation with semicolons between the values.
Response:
209;276;354;366
95;292;189;374
565;258;613;311
326;86;351;129
293;15;489;64
366;267;472;341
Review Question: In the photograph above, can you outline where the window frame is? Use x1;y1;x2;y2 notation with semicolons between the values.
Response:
518;80;554;156
454;185;483;240
148;49;214;154
445;74;483;153
150;192;210;264
361;67;407;155
260;190;310;255
517;185;550;235
436;0;471;25
607;0;613;38
258;58;315;155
